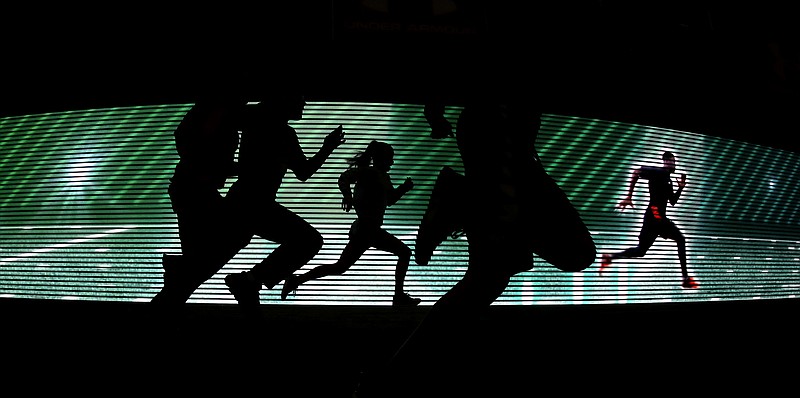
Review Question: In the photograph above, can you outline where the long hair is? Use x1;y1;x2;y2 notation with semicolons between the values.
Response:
347;140;392;169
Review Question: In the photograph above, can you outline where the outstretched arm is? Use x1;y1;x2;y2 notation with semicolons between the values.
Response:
293;125;346;181
617;168;640;211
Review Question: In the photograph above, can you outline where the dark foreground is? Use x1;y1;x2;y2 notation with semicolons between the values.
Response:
2;298;796;397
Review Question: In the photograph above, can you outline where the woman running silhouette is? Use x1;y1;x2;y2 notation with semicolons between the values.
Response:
281;140;421;306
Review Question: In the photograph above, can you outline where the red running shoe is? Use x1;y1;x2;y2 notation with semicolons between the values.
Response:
682;277;699;289
599;254;612;275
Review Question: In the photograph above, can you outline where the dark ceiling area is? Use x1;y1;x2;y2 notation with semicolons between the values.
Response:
2;1;797;152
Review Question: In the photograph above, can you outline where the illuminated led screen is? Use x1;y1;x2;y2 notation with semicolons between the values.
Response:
0;102;797;306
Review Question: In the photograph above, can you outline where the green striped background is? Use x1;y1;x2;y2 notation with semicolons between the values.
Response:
1;102;797;306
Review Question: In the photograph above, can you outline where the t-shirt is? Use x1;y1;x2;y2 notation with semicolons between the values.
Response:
639;166;674;212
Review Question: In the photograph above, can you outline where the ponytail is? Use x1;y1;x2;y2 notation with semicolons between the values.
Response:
348;140;387;169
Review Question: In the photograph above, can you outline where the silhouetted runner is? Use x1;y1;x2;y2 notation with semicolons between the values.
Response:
223;92;346;316
600;150;697;289
281;140;420;306
151;95;251;316
354;90;596;397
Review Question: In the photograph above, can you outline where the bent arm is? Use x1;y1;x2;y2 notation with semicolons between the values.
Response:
291;125;345;181
626;169;640;198
617;168;640;210
338;169;356;200
387;178;413;206
670;173;686;206
423;102;453;139
292;145;335;182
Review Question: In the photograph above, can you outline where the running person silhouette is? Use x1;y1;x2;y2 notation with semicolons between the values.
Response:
281;140;420;306
353;91;597;397
223;92;346;315
151;95;252;315
600;150;698;289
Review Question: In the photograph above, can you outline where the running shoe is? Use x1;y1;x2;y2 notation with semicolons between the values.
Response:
682;276;699;289
392;292;421;307
599;254;612;275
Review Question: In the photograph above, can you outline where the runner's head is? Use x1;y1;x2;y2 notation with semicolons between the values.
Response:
662;151;676;173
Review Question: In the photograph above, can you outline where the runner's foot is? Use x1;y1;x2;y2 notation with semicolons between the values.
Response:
599;254;612;275
392;292;421;307
682;276;699;289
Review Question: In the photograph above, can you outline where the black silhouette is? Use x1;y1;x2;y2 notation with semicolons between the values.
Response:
422;100;454;140
600;151;697;289
223;92;346;315
354;91;597;396
151;96;252;314
281;140;420;306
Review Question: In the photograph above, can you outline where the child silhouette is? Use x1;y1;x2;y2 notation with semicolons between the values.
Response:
281;140;420;306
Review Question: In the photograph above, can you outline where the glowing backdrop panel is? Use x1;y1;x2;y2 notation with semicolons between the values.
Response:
0;102;797;305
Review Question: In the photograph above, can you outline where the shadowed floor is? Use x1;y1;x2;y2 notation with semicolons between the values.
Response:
1;298;795;397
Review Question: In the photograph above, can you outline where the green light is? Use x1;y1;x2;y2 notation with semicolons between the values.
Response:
0;102;798;305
